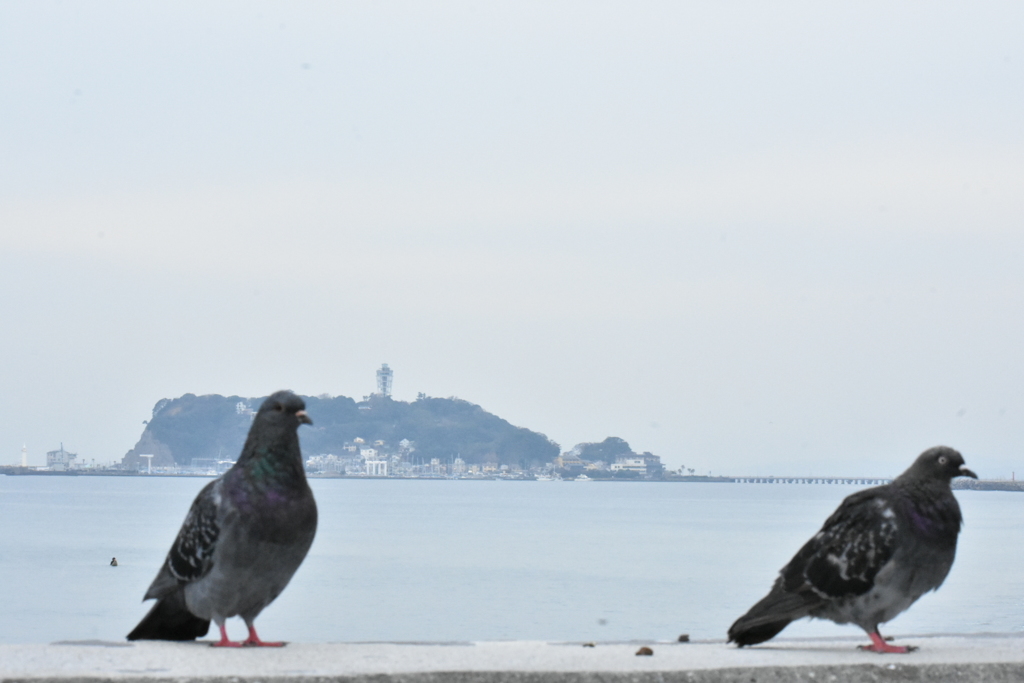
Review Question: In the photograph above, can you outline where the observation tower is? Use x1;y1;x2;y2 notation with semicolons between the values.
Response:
376;363;393;397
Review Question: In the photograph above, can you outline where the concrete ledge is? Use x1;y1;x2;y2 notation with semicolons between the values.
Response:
3;634;1024;683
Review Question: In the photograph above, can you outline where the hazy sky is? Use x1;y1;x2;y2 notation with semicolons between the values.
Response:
2;2;1023;476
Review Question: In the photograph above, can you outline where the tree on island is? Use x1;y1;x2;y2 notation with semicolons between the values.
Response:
576;437;633;463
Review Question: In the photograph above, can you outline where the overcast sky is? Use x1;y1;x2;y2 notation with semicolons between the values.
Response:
2;2;1023;476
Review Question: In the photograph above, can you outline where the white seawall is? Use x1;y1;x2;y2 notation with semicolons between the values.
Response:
3;634;1024;683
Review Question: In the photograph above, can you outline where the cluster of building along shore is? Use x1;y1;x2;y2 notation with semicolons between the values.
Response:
304;438;665;480
12;440;667;481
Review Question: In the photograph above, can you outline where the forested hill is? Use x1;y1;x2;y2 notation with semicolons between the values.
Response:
121;393;560;470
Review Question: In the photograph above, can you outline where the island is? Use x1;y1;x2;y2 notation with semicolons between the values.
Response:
116;392;665;480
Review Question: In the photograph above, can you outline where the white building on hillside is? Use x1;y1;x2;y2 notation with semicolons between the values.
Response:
609;457;647;474
365;458;388;476
362;447;388;476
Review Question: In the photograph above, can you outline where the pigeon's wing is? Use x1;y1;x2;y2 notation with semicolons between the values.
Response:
782;488;899;599
143;479;221;600
167;479;221;581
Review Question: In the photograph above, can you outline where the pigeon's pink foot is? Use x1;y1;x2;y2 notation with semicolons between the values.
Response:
210;624;243;648
242;625;285;647
858;631;917;654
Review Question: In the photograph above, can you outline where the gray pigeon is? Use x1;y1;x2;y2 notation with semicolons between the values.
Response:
127;390;317;646
728;446;975;653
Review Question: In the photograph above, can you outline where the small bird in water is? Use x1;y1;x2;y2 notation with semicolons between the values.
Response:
127;391;317;647
728;446;976;653
110;557;118;567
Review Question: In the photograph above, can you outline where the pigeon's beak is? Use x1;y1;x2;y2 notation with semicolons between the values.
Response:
297;410;313;425
958;466;977;479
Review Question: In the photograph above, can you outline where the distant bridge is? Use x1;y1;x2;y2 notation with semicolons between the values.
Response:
732;477;892;485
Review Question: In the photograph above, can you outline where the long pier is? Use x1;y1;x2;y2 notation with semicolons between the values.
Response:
732;476;891;485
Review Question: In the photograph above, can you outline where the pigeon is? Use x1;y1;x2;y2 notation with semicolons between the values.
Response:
127;390;317;647
728;446;976;653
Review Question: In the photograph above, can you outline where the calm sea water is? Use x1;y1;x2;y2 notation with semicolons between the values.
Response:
0;475;1021;644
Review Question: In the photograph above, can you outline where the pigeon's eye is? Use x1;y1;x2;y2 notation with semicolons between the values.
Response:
938;456;948;465
274;404;283;412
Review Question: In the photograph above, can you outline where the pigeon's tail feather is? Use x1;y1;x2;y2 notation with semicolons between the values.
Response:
728;585;820;647
729;617;792;647
127;588;210;641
